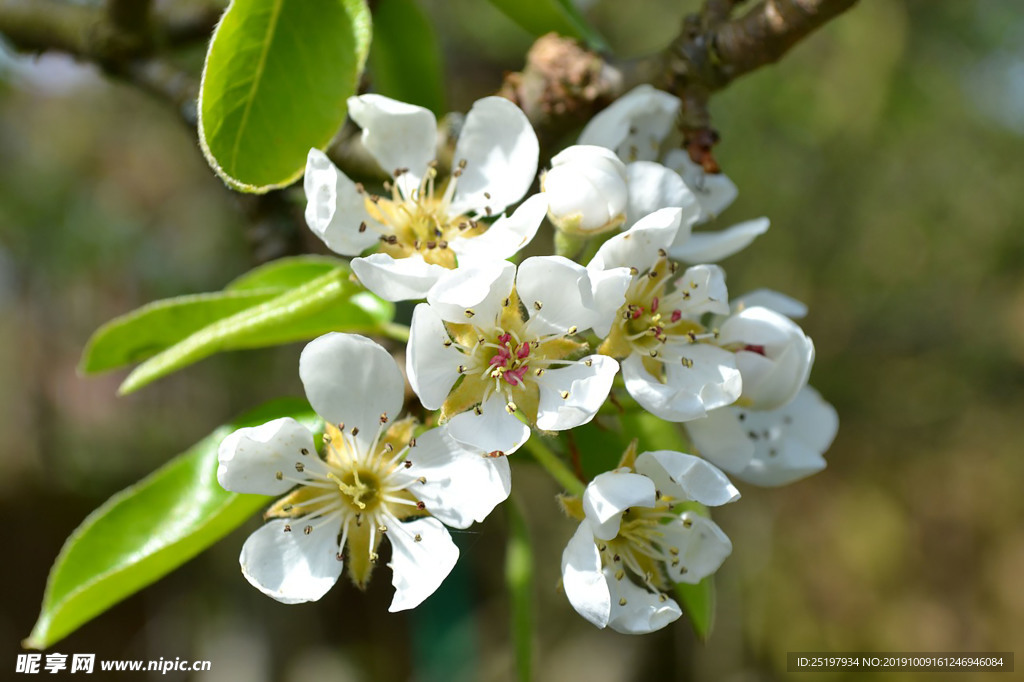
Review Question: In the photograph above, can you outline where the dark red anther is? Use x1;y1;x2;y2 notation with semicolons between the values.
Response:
631;306;644;320
651;297;660;313
671;310;682;323
516;342;530;359
505;365;529;386
743;344;767;356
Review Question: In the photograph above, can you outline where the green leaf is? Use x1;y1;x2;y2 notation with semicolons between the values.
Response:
570;417;630;481
226;254;343;291
25;399;322;650
80;258;396;384
487;0;608;51
368;0;445;115
619;410;691;454
80;290;282;374
505;497;534;682
117;267;393;394
674;576;716;642
198;0;372;192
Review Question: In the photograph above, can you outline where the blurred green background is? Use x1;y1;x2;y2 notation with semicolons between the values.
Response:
2;1;1022;680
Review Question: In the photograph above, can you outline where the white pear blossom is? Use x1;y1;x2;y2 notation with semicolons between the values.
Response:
561;449;738;634
686;385;838;485
304;94;545;301
406;256;629;453
587;207;742;421
542;145;629;235
578;84;769;261
217;333;511;611
717;306;815;410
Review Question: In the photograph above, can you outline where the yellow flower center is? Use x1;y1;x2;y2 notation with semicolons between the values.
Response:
361;165;485;268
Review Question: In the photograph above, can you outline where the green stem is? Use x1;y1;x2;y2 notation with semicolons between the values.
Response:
378;321;410;343
523;436;585;496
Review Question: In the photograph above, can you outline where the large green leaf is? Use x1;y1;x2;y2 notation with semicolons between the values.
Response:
505;497;534;682
198;0;372;192
487;0;608;51
80;290;281;374
674;576;716;642
368;0;445;115
80;257;396;391
25;399;322;650
226;254;342;291
117;266;393;395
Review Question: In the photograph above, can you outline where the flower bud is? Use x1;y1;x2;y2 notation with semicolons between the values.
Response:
542;145;628;235
718;306;814;410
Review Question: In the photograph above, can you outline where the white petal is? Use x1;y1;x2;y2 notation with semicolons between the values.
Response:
387;517;459;612
449;96;539;216
561;522;612;629
348;94;436;197
299;333;405;450
671;217;770;263
729;386;837;487
732;288;808;319
579;85;679;162
407;303;464;410
587;207;683;273
518;255;595;336
719;306;815;409
635;450;740;506
622;346;741;422
737;436;827;487
785;385;839;452
659;513;732;584
583;471;656;541
239;518;342;604
544;146;628;234
673;264;730;316
587;267;633;338
663;148;738;220
445;393;531;454
402;426;511;529
217;418;316;495
303;148;378;256
449;193;547;264
426;259;516;326
605;568;682;634
683;408;756;474
624;161;700;230
535;355;619;431
351;252;447;302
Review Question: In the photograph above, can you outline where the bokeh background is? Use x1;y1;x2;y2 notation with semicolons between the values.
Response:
2;1;1022;680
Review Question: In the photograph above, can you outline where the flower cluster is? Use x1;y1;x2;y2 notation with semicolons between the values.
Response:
218;87;837;631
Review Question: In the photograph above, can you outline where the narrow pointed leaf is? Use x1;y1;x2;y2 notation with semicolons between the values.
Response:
674;576;716;642
80;290;281;374
368;0;445;115
198;0;372;192
117;267;393;394
80;259;395;385
25;399;322;650
487;0;608;51
226;254;344;291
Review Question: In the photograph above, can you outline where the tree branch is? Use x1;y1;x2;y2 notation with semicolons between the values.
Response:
663;0;858;168
0;0;218;63
499;0;858;170
712;0;860;82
